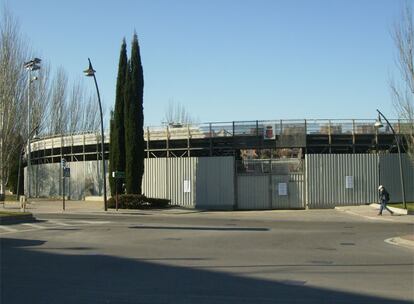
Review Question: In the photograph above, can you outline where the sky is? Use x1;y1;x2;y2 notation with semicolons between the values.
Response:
4;0;408;126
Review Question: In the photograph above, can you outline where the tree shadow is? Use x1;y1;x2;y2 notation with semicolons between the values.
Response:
1;237;411;304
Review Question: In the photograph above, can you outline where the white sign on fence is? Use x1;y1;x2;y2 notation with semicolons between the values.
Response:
183;180;191;193
345;176;354;189
278;182;288;196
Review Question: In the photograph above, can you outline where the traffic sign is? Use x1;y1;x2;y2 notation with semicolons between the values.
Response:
112;171;125;178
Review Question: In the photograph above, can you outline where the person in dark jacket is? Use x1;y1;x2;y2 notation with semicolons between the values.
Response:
378;185;394;216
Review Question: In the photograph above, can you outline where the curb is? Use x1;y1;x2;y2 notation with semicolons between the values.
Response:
0;214;36;225
385;237;414;250
369;204;409;215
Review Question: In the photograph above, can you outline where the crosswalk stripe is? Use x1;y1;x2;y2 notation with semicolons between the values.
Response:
0;225;18;232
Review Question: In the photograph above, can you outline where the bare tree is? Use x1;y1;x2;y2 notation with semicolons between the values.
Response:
30;64;51;135
67;80;84;133
391;1;414;160
0;6;29;198
163;99;197;126
49;67;68;135
81;94;101;132
67;80;100;133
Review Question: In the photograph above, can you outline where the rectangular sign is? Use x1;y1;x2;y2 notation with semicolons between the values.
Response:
112;171;125;178
345;176;354;189
183;180;191;193
264;125;275;140
278;182;288;196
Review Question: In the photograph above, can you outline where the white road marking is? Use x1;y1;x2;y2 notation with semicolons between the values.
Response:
48;220;72;226
21;223;48;229
0;220;111;235
0;225;18;232
71;220;111;225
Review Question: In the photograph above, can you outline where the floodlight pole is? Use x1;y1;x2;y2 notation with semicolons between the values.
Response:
84;58;107;211
24;58;41;198
375;109;406;209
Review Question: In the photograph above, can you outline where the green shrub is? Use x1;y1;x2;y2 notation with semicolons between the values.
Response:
108;194;170;209
145;197;170;208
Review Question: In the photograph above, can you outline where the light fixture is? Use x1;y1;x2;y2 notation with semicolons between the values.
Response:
83;58;96;77
374;114;383;129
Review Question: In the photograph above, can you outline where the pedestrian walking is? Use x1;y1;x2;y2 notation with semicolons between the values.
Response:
378;185;394;216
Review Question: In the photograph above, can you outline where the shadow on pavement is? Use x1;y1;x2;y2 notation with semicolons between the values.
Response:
1;237;411;304
130;225;269;231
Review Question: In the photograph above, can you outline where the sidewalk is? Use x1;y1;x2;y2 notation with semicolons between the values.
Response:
1;199;106;214
0;199;191;215
335;204;413;223
335;204;414;249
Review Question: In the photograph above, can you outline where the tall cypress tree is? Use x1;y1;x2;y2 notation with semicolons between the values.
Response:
109;39;128;196
124;33;144;194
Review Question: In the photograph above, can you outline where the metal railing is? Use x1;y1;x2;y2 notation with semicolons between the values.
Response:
32;119;410;143
146;119;410;140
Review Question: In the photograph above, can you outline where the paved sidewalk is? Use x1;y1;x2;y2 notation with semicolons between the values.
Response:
335;204;414;249
1;199;105;214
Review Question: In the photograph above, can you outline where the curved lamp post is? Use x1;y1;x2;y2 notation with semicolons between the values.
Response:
374;109;406;209
84;58;107;211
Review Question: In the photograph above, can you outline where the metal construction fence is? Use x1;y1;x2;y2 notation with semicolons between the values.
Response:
306;153;414;208
26;157;235;209
142;157;235;209
236;159;305;210
25;154;413;209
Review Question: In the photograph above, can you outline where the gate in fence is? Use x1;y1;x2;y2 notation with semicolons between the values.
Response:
236;158;305;210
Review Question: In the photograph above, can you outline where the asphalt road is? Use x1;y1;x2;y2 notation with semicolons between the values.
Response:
1;209;413;303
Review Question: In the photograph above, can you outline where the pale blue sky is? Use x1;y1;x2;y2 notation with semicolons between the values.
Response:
5;0;407;125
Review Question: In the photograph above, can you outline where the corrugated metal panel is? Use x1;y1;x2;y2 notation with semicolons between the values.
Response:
272;174;304;209
168;157;197;207
196;157;234;209
379;154;414;203
143;157;234;208
306;154;379;208
237;175;270;209
142;158;168;199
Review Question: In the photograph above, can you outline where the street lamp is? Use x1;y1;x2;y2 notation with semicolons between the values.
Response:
374;109;406;209
84;58;107;211
16;125;39;201
24;58;41;198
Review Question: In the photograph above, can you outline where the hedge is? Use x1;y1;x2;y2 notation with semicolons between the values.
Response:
108;194;170;209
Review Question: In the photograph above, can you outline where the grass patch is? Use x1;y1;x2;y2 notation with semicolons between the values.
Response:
388;202;414;212
0;211;31;217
